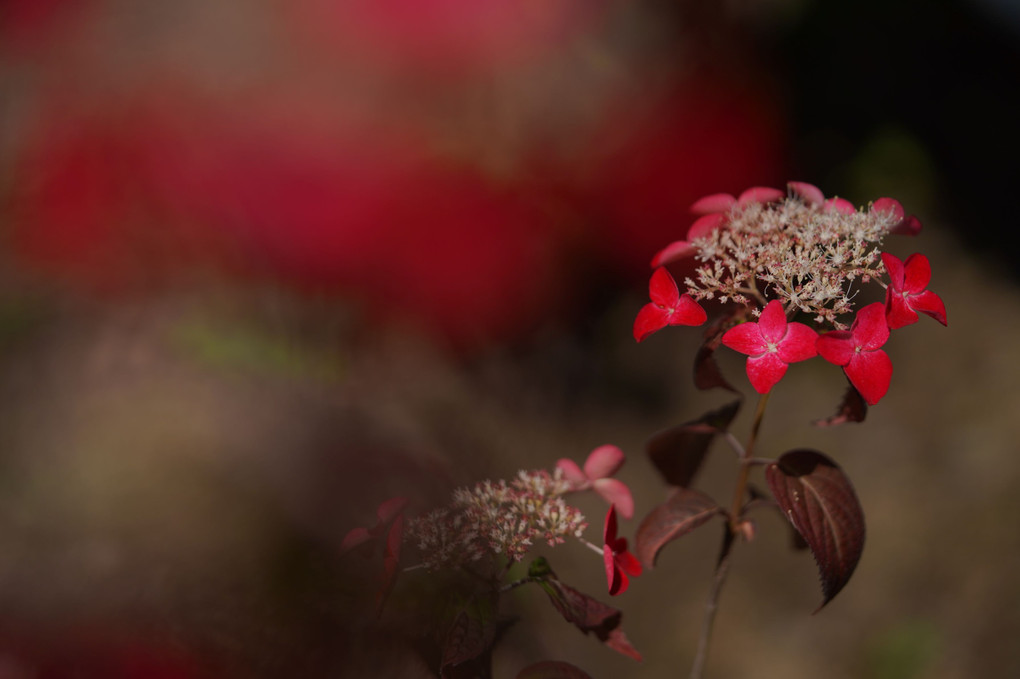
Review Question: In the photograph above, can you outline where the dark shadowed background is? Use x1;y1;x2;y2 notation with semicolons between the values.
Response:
1;0;1018;677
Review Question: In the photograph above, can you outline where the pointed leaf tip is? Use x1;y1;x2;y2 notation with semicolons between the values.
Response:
765;450;865;610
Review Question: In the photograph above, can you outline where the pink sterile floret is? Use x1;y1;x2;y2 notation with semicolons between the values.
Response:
602;505;642;596
633;267;707;341
873;197;923;236
690;186;784;215
720;300;818;394
556;444;634;519
816;302;893;406
882;252;947;329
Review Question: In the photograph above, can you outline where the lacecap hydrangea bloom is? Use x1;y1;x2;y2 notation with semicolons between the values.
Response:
636;182;947;405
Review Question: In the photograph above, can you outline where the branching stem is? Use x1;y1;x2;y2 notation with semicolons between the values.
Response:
689;392;770;679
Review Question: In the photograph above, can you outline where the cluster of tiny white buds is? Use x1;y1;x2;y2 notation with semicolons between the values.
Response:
407;468;587;571
684;196;899;329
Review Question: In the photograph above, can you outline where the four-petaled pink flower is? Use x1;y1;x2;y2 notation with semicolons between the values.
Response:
882;252;947;329
602;505;642;596
557;445;634;519
720;300;818;394
817;303;893;405
633;267;707;342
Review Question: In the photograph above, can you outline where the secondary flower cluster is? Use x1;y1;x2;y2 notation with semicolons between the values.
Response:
634;182;947;405
408;469;586;569
344;447;642;597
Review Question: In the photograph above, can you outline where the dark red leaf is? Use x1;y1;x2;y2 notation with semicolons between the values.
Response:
529;558;642;661
515;661;593;679
814;385;868;426
635;488;722;567
647;400;741;487
440;593;500;678
694;308;747;391
765;450;866;610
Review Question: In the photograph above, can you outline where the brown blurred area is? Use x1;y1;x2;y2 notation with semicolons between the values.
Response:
2;0;1019;677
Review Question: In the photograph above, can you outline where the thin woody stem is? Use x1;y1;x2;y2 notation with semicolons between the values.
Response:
689;392;771;679
689;532;734;679
728;392;770;530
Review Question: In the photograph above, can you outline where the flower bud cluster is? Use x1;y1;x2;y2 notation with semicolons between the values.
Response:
685;196;897;329
407;469;587;570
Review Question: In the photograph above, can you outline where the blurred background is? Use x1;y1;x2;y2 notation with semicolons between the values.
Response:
1;0;1018;676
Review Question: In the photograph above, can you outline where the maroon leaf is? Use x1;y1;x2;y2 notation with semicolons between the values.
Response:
814;385;868;426
440;593;501;678
515;661;593;679
530;558;641;661
635;488;723;567
647;400;741;487
765;450;866;609
694;307;747;391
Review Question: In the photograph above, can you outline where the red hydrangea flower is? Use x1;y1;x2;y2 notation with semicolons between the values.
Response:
720;300;818;394
651;186;783;267
556;444;634;519
633;267;707;341
816;303;893;405
882;252;947;329
602;505;641;596
787;180;855;214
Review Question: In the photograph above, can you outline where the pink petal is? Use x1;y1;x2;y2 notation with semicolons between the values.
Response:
902;253;932;294
376;497;409;525
604;545;626;595
594;478;634;520
687;212;726;240
885;289;919;329
584;444;625;480
788;181;825;205
881;252;905;290
667;294;708;327
603;505;619;543
823;197;856;215
690;193;736;214
872;197;904;222
745;352;789;394
340;526;372;553
757;300;789;345
817;331;855;366
615;548;643;578
651;240;696;267
721;322;767;356
908;290;947;326
648;267;680;308
556;458;588;487
633;304;669;342
737;186;784;205
777;322;819;363
891;214;922;236
851;303;890;351
844;349;893;405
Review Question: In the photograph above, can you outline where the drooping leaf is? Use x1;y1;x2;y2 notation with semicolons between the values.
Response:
529;558;642;661
647;400;741;487
814;385;868;426
515;661;593;679
765;450;866;610
635;488;722;568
